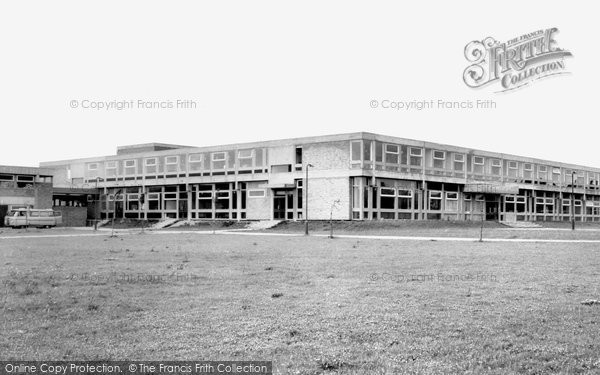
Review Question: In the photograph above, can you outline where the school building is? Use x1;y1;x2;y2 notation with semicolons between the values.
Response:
0;165;54;224
37;132;600;223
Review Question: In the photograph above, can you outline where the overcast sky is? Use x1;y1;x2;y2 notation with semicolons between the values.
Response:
0;1;596;167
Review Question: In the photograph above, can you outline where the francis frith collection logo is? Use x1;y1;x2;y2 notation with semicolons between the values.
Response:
463;28;572;92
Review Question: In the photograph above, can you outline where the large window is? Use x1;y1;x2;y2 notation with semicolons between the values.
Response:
239;149;254;169
165;156;179;173
351;141;361;162
380;187;395;209
397;190;412;210
523;163;533;179
432;150;445;169
537;166;548;180
473;156;484;174
106;161;118;177
189;154;203;171
124;160;136;175
212;152;226;170
507;161;518;178
429;191;442;210
145;158;157;174
409;148;422;166
453;154;465;171
385;144;399;164
491;159;501;176
445;192;458;211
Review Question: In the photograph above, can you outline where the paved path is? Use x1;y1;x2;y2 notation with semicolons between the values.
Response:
2;228;600;243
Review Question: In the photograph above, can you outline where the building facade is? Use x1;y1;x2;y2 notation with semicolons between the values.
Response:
0;165;54;225
39;133;600;222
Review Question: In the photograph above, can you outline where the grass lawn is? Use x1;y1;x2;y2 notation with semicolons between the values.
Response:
1;232;600;374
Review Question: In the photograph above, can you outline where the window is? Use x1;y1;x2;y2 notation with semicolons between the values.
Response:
409;147;422;166
88;163;98;171
239;149;254;168
212;152;226;170
351;141;361;162
491;159;501;175
454;154;465;171
445;192;458;211
124;160;136;175
523;163;533;179
380;186;395;209
538;166;548;179
295;147;303;165
507;161;518;178
552;167;561;182
106;161;117;177
363;140;372;161
248;189;266;198
189;154;202;171
145;158;157;174
433;150;445;169
380;187;395;196
473;156;484;174
375;142;383;162
398;190;412;210
433;150;445;159
429;191;442;210
385;144;399;164
165;156;179;173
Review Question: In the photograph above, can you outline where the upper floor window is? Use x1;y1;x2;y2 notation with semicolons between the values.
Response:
295;147;303;165
212;152;227;170
473;156;484;174
491;159;501;175
145;158;157;174
124;160;136;175
385;144;399;164
239;149;254;169
432;150;445;169
538;165;548;179
105;161;118;177
454;154;465;171
409;147;422;166
351;141;361;162
87;163;98;171
189;154;203;171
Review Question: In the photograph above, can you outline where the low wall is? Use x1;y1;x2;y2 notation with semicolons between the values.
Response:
53;206;88;227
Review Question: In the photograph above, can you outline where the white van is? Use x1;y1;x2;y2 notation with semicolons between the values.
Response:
4;209;63;228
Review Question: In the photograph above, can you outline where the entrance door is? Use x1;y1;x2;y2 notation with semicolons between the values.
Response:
178;200;188;219
485;196;499;221
115;201;124;218
273;196;286;219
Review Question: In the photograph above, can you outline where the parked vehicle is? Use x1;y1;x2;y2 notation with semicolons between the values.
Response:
3;209;62;228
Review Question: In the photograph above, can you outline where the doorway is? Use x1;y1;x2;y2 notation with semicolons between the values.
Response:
273;196;286;219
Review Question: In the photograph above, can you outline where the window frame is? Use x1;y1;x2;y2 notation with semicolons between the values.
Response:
247;189;266;198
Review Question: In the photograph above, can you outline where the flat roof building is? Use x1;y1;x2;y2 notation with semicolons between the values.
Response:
39;132;600;223
0;165;54;225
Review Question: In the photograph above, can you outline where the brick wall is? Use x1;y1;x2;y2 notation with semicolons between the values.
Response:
0;183;53;209
53;206;88;227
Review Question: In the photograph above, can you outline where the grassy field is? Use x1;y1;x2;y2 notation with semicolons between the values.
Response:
1;231;600;374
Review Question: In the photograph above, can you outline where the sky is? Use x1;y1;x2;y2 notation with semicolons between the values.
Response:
0;1;596;167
